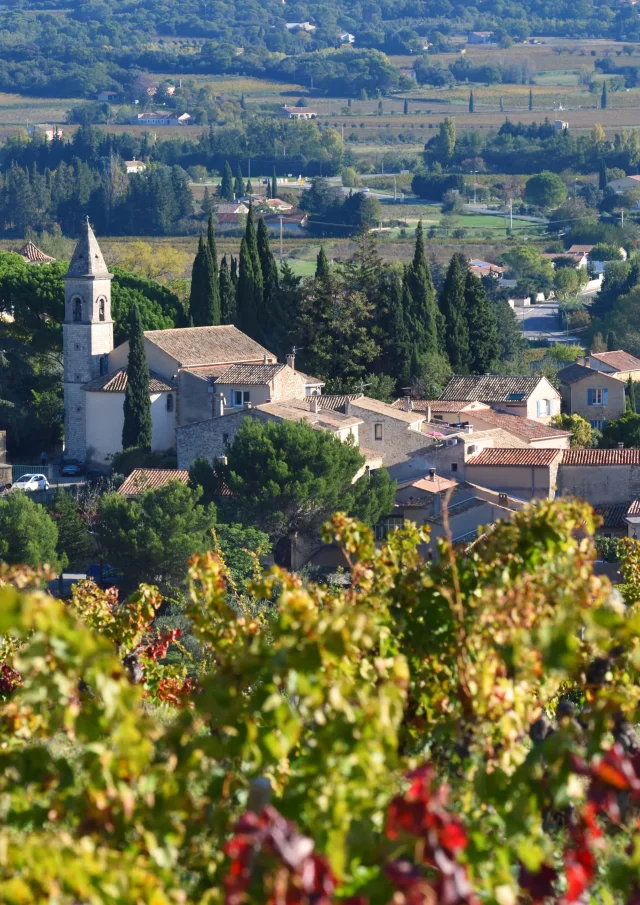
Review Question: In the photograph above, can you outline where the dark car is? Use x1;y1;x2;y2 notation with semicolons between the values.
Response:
59;458;85;477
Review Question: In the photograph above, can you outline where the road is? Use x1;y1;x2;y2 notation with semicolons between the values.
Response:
516;301;583;345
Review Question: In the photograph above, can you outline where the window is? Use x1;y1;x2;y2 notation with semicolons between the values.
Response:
451;463;458;473
536;399;551;417
166;393;174;412
590;419;605;430
233;390;250;406
374;423;383;441
99;355;107;376
588;388;608;406
98;298;106;321
374;516;404;541
73;298;82;322
223;433;229;446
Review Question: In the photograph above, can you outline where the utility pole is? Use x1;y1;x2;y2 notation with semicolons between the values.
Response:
248;157;251;180
622;208;625;228
279;216;284;263
381;157;384;176
341;123;344;141
509;199;513;230
394;175;397;201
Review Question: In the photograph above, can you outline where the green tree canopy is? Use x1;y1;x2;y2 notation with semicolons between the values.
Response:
122;304;152;451
49;488;92;570
523;171;568;208
0;491;61;571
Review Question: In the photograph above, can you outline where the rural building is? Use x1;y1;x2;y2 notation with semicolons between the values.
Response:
556;362;625;430
464;447;563;500
117;468;190;496
558;449;640;506
338;32;355;43
554;120;569;132
16;240;55;264
125;159;146;174
129;112;192;126
587;350;640;382
438;375;561;423
607;174;640;193
468;259;505;279
281;106;318;119
27;124;62;141
468;31;494;43
96;90;119;102
285;21;316;31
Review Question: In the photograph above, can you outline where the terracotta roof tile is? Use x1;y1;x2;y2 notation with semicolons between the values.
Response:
212;363;285;384
466;410;571;441
144;325;275;367
349;396;425;423
627;500;640;516
83;368;175;393
439;375;548;403
392;399;490;413
316;393;362;411
562;448;640;465
118;468;189;495
590;350;640;372
17;240;55;264
467;448;561;467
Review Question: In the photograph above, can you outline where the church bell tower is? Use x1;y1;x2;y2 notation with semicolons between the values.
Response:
63;219;113;461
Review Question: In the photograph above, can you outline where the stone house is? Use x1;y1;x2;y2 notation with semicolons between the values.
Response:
438;375;561;423
556;362;625;430
464;448;563;500
587;350;640;382
281;106;318;120
558;448;640;505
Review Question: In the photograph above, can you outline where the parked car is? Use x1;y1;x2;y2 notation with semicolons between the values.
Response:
11;473;50;492
59;458;85;477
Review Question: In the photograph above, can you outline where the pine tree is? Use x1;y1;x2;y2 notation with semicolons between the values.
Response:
469;90;474;113
600;158;608;191
244;204;263;317
528;88;533;111
627;375;637;413
236;238;256;336
316;245;331;282
272;167;278;200
220;161;234;201
234;164;244;200
257;216;279;315
404;221;440;360
122;304;152;451
602;81;608;110
439;254;470;373
219;255;236;325
189;234;220;326
403;98;409;115
464;272;500;374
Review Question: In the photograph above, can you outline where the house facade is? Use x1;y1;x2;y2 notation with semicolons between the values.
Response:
558;449;640;505
557;362;626;430
587;350;640;382
438;375;561;423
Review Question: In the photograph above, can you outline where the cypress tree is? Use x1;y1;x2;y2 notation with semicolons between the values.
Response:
627;375;637;413
404;221;440;359
315;245;330;282
219;255;236;325
469;90;474;113
236;237;256;336
220;160;234;201
439;254;470;373
230;254;238;287
189;234;220;326
266;181;272;199
244;204;263;316
607;329;617;351
499;96;504;113
528;88;533;111
602;81;608;110
382;270;411;386
272;167;278;200
207;210;218;266
257;216;279;314
403;98;409;115
122;304;152;451
599;158;608;191
234;163;244;199
206;211;221;321
246;178;253;195
464;272;500;374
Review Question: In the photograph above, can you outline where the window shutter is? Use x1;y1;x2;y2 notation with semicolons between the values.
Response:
603;387;608;405
588;388;594;405
536;400;542;417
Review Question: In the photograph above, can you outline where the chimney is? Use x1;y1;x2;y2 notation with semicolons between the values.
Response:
428;467;436;482
214;392;225;418
344;398;351;415
426;405;432;422
464;424;473;434
310;396;319;413
619;442;625;450
286;352;295;371
403;395;412;412
263;353;268;364
217;455;228;466
244;401;252;410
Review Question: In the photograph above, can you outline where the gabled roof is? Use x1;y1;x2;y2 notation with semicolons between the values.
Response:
83;368;174;393
143;325;275;368
396;474;458;494
590;350;640;372
392;399;491;414
17;240;55;264
562;448;640;465
213;363;285;385
567;244;595;254
317;393;363;411
439;375;550;403
255;399;362;431
467;448;561;467
118;468;189;495
469;410;571;442
593;503;631;529
349;396;425;423
556;362;596;385
66;219;112;280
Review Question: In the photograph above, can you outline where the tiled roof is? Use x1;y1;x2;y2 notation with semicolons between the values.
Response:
468;410;571;441
467;448;561;467
396;474;458;494
316;393;363;411
427;496;489;525
256;400;362;430
568;244;595;254
66;219;111;279
392;399;489;413
213;363;285;385
439;375;546;403
17;240;55;264
593;503;630;529
118;468;190;495
627;500;640;516
590;350;640;372
83;368;175;393
144;325;275;367
562;448;640;465
557;363;595;385
349;396;425;423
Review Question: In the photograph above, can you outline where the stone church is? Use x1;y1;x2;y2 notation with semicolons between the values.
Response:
63;221;324;463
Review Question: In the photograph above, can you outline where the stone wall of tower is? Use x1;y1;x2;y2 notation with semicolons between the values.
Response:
63;272;113;461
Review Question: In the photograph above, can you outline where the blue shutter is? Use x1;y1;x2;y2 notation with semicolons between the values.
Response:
603;387;608;405
588;388;594;405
